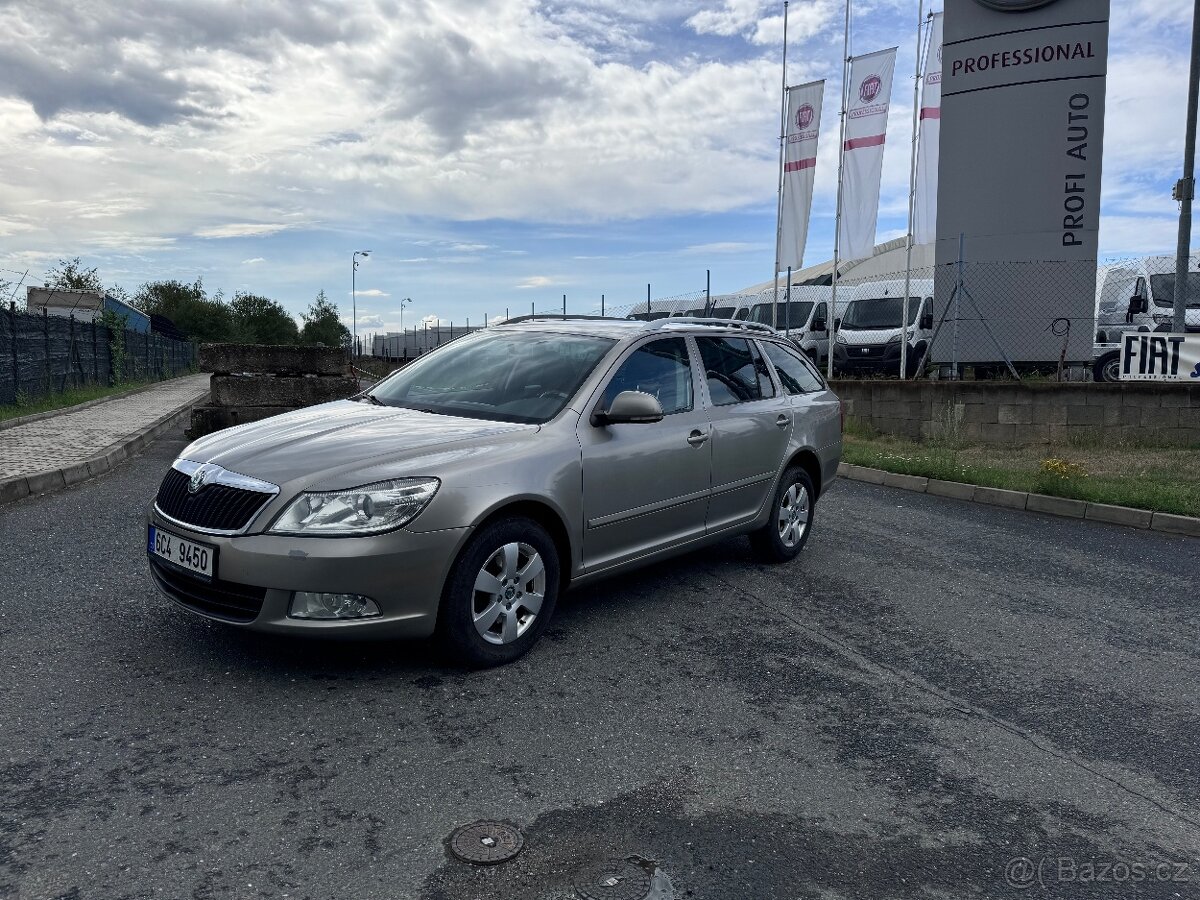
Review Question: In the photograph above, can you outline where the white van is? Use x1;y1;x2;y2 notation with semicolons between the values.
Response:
1094;255;1200;344
669;294;752;321
743;286;839;363
832;279;935;378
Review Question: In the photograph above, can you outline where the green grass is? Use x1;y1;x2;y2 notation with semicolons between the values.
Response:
0;380;159;424
843;431;1200;517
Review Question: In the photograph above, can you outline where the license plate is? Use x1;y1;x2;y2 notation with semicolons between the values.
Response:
148;525;217;581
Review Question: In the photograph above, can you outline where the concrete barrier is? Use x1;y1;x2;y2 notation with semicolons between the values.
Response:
199;343;347;376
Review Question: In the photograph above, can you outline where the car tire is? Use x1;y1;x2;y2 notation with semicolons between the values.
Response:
1093;350;1121;383
750;466;816;564
437;516;560;668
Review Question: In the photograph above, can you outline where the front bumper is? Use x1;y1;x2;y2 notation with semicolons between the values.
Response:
146;507;471;638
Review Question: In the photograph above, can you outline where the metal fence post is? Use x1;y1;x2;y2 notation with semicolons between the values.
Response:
42;307;50;398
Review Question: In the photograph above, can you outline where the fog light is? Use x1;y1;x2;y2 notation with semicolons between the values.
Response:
289;592;381;620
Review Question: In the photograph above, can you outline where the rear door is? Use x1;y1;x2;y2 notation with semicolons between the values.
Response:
695;336;791;532
578;336;712;571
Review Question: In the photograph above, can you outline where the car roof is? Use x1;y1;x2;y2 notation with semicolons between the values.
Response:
492;315;781;342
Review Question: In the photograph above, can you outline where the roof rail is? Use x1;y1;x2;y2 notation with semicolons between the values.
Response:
648;316;777;334
500;314;626;325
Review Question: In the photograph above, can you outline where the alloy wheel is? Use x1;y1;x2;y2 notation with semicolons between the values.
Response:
472;542;546;645
777;482;810;549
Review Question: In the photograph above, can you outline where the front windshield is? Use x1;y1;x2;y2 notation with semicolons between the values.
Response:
747;301;815;327
841;297;922;329
369;330;616;424
1150;273;1200;308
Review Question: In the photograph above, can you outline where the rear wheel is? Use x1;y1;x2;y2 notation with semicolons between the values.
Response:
1093;350;1121;383
750;466;816;563
437;517;560;667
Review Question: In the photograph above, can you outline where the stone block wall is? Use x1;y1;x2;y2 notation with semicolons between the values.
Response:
187;344;357;439
831;380;1200;446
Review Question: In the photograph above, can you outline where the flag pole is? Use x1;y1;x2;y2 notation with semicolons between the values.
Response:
828;0;851;380
772;0;790;331
901;1;928;379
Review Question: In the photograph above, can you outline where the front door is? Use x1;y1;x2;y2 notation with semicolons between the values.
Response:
695;336;791;532
578;336;712;572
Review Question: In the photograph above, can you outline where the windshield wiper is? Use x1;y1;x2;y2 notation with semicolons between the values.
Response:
355;392;386;406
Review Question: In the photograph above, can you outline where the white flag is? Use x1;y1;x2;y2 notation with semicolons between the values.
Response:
914;13;942;246
839;47;897;261
777;80;824;271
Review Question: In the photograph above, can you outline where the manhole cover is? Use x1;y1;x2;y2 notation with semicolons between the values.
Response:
572;859;653;900
448;821;524;865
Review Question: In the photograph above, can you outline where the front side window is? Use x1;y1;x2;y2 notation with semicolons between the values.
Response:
601;337;693;415
762;341;825;394
696;337;774;405
370;330;615;424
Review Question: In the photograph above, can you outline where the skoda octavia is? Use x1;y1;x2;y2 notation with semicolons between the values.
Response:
147;317;842;666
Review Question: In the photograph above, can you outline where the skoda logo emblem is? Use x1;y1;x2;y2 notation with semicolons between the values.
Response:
973;0;1059;10
188;464;214;494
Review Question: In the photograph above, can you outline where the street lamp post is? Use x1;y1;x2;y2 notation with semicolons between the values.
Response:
352;250;370;358
399;296;412;361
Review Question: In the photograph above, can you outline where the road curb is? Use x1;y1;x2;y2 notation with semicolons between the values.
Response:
0;391;207;508
837;463;1200;538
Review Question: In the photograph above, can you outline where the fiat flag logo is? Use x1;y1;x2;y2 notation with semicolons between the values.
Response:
795;103;815;130
859;75;882;104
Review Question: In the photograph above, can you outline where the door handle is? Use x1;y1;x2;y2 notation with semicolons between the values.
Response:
686;429;709;447
775;414;790;428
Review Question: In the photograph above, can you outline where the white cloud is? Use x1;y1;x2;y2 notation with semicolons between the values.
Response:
356;313;384;327
355;288;389;297
517;275;555;289
195;223;291;239
241;257;265;264
683;241;764;255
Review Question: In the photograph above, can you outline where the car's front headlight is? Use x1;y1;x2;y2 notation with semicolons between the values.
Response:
269;478;440;536
835;332;848;344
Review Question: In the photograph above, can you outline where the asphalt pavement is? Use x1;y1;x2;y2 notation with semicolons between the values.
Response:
1;426;1198;900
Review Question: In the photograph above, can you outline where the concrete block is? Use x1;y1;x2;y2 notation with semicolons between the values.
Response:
1101;405;1141;427
1026;493;1086;518
209;375;359;408
998;404;1032;425
961;422;982;440
1085;503;1153;528
187;405;298;439
980;423;1017;443
0;476;30;505
882;471;928;492
843;464;886;485
25;470;66;496
1031;403;1068;425
86;456;110;477
200;343;348;376
1150;512;1200;538
1139;407;1179;428
60;461;92;486
974;486;1028;510
1066;405;1103;426
1157;391;1192;408
960;403;998;424
927;479;976;501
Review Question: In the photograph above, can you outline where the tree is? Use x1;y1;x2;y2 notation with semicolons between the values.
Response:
300;290;350;347
134;277;233;343
230;292;299;345
45;257;103;292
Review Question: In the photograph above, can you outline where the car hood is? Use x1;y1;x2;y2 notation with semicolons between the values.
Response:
179;400;537;489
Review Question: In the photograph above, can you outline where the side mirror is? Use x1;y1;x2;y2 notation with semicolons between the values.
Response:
592;390;664;426
1129;295;1147;315
811;317;827;332
919;312;934;330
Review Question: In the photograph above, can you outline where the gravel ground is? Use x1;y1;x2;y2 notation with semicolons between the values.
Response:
1;425;1197;900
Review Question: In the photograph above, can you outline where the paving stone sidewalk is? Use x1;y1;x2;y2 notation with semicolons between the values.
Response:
0;374;210;481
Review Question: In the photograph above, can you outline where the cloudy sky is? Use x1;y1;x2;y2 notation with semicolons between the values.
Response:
0;0;1192;336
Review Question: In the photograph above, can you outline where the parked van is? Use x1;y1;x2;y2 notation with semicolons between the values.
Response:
1093;254;1200;344
744;286;839;364
832;279;935;378
668;294;752;321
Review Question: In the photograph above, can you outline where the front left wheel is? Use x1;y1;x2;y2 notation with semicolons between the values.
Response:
437;517;560;668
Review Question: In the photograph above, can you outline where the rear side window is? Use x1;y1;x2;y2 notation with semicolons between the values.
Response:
602;337;694;415
696;337;774;405
762;341;825;394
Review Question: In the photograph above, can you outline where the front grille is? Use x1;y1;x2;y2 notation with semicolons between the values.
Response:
149;558;267;623
155;468;273;532
846;344;886;359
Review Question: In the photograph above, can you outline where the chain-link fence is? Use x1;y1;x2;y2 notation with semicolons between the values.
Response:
0;305;198;406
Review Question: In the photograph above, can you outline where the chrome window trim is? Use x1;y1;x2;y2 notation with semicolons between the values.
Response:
155;459;281;536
